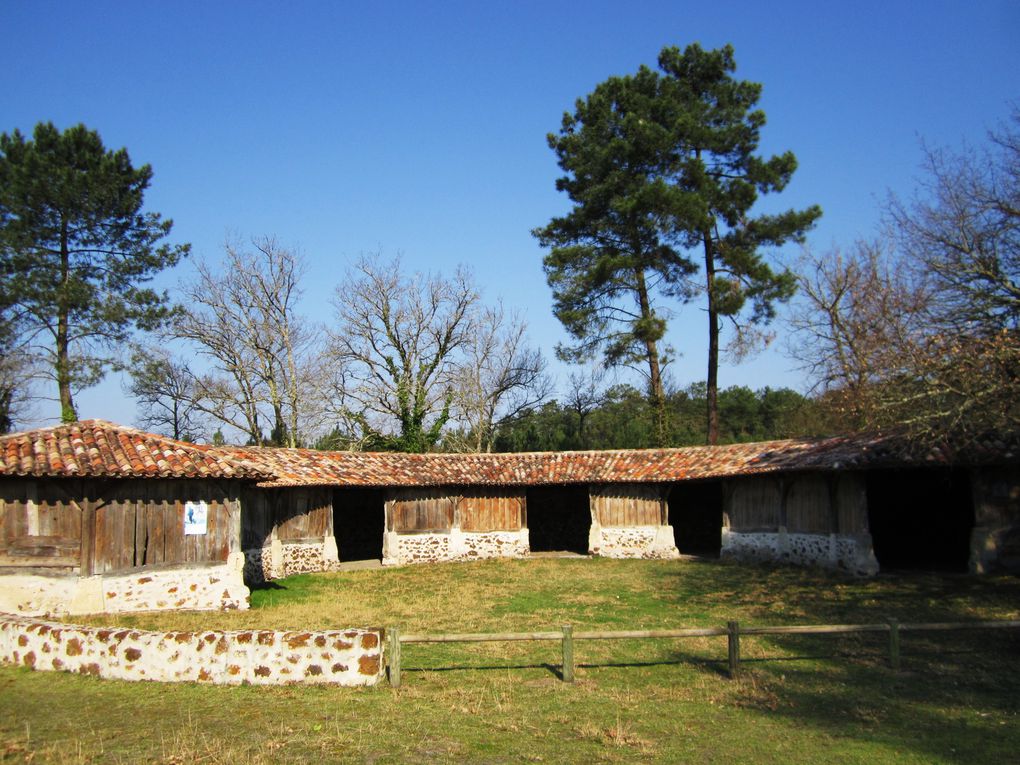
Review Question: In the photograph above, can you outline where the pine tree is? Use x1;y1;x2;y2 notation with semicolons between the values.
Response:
0;122;189;421
536;44;820;444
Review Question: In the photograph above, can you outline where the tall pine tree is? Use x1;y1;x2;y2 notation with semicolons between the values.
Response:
0;122;189;421
536;44;820;444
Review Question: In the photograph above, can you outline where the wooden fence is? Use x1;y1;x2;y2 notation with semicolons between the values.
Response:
385;619;1020;687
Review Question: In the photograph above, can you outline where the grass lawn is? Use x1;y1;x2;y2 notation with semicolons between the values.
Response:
1;558;1018;763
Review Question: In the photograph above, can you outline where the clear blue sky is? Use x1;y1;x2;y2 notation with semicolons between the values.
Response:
5;0;1019;429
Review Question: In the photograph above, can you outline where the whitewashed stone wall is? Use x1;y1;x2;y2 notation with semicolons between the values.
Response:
721;529;879;576
0;556;250;617
244;537;340;582
590;525;680;559
382;529;529;566
0;614;383;686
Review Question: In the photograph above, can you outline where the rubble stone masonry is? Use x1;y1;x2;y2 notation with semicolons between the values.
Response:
382;529;529;566
720;529;879;576
0;614;384;686
0;556;250;617
589;525;680;559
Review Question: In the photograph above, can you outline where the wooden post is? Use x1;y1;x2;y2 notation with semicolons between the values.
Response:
562;624;575;683
727;621;740;677
888;619;900;671
79;495;97;577
389;626;402;688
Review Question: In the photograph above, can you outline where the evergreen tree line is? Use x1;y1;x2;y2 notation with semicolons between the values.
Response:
483;383;827;453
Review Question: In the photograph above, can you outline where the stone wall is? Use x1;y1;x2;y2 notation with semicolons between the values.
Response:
382;529;529;566
0;556;250;617
720;529;879;576
589;525;680;559
244;537;340;583
0;614;383;686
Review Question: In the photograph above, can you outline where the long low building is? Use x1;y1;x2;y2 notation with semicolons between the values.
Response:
1;420;1018;615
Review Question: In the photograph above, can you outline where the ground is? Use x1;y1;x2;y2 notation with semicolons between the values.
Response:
1;558;1018;763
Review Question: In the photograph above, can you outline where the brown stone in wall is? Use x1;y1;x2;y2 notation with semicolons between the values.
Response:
358;655;380;675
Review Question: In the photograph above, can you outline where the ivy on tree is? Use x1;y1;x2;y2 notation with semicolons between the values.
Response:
536;43;820;445
0;122;189;421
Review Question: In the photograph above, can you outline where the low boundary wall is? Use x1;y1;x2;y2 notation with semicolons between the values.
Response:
0;614;384;687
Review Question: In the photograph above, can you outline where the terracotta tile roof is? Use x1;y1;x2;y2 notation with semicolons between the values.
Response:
214;432;969;489
7;422;1014;488
0;420;270;481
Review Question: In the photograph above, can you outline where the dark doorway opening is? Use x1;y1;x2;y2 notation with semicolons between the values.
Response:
527;485;591;554
669;480;724;557
866;469;974;572
333;488;385;562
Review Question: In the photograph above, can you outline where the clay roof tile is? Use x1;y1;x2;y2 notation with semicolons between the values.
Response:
0;420;269;481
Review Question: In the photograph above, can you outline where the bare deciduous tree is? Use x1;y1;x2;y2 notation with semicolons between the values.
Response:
788;112;1020;447
787;241;932;429
563;364;609;449
452;302;551;452
168;236;319;445
888;112;1020;331
329;253;478;453
0;305;38;433
126;347;207;441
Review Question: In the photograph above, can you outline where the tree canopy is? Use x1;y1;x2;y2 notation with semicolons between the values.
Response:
536;43;820;445
0;122;189;421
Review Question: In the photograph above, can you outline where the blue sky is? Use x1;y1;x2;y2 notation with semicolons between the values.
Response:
5;0;1019;429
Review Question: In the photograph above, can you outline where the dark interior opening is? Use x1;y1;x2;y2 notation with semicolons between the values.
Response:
669;480;724;557
866;468;974;572
333;488;385;562
526;485;591;554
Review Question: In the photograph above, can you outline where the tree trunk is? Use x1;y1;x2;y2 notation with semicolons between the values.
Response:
634;269;668;446
57;219;77;422
704;231;720;446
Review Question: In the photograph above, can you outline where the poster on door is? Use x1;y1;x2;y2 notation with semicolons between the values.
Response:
184;501;208;535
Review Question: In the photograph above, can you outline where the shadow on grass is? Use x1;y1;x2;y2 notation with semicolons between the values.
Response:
247;580;287;592
728;628;1020;765
400;653;733;681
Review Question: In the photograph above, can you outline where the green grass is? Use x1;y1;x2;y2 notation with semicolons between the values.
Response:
2;558;1019;763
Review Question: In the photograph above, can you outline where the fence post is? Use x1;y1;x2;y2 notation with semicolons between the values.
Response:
888;619;900;671
562;624;575;683
727;621;740;678
389;626;402;688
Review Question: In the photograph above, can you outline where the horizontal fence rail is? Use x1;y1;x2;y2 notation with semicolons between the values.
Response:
386;619;1020;687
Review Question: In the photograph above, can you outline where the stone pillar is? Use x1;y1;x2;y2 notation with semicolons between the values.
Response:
269;538;284;579
323;534;340;566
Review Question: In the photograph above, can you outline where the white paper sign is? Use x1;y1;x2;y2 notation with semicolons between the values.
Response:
184;501;208;535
